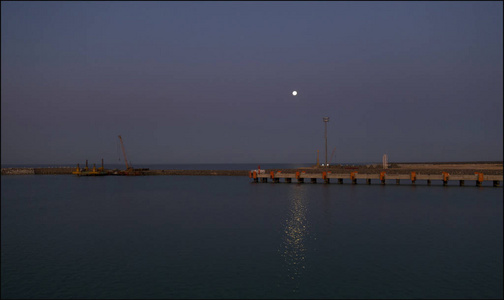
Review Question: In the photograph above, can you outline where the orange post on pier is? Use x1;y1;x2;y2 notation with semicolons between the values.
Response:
411;172;416;184
442;172;450;185
380;172;386;184
350;172;358;184
475;172;484;186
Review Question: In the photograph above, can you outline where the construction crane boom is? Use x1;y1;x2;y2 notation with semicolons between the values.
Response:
329;147;337;165
118;135;131;170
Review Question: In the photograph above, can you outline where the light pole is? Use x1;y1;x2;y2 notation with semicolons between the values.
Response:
323;117;329;167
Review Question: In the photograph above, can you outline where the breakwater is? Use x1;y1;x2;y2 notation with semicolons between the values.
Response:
1;167;75;175
144;169;249;176
34;167;75;174
1;168;249;176
1;168;36;175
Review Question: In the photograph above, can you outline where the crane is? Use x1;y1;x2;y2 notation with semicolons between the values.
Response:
118;135;132;171
329;147;337;165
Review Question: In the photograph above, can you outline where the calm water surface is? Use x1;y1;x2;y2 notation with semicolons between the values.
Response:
1;174;502;299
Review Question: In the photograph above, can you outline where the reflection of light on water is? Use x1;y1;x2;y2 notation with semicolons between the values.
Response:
280;186;308;291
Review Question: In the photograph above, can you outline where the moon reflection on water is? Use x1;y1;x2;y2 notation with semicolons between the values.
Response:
280;185;309;292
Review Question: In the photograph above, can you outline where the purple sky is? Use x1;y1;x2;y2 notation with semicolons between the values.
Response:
1;1;502;165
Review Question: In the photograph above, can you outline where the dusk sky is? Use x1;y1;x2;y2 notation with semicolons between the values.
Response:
1;1;502;165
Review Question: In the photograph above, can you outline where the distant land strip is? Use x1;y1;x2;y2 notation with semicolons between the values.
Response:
1;162;502;176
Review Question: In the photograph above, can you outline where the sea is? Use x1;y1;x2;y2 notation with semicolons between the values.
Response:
1;164;503;299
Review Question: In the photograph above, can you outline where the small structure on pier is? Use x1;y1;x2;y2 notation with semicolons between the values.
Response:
383;154;388;169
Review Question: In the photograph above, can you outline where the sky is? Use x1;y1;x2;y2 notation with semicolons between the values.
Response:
1;1;503;165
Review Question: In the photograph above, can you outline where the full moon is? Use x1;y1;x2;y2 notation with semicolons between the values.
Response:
292;91;298;96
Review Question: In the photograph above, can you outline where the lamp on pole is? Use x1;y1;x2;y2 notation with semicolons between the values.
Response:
323;117;329;167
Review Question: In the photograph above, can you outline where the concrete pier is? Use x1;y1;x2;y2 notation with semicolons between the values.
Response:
250;171;503;187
